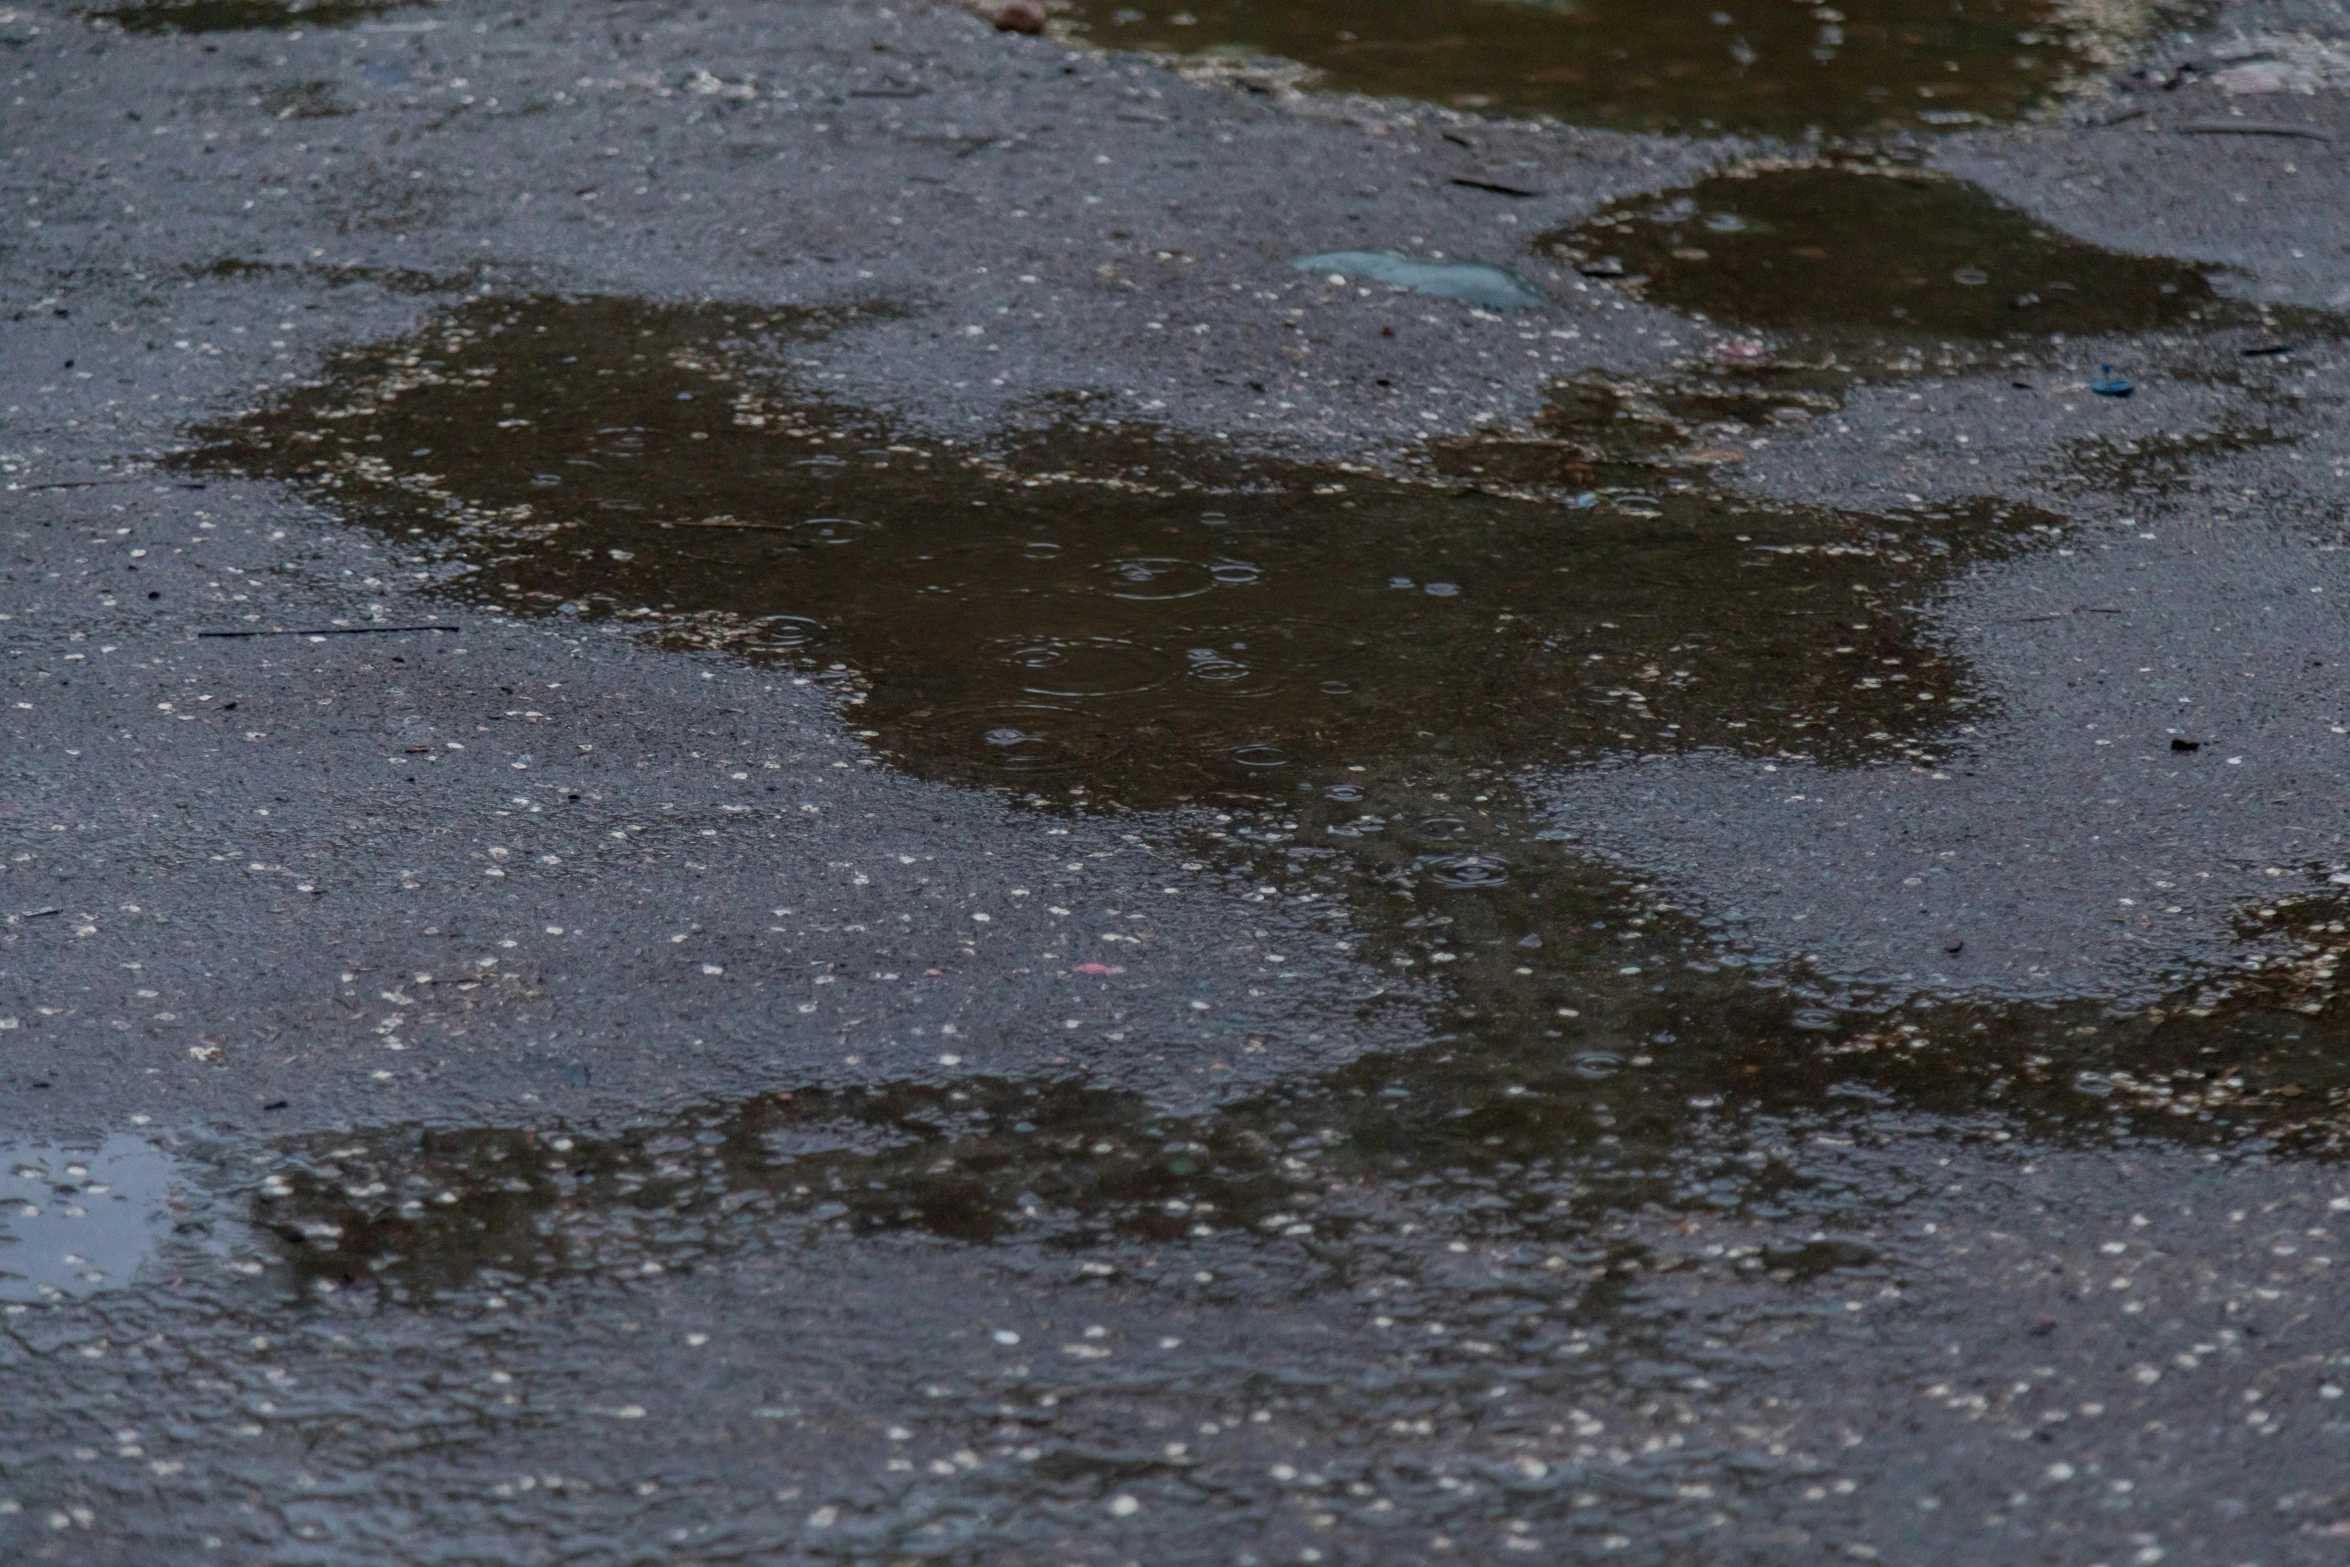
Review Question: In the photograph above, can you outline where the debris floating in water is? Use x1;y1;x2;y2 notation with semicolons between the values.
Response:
2090;364;2135;398
1290;251;1547;311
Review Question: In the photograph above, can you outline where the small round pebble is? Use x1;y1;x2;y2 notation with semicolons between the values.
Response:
994;0;1047;34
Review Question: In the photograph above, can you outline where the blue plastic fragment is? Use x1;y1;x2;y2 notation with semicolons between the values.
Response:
1291;250;1548;310
2090;364;2134;398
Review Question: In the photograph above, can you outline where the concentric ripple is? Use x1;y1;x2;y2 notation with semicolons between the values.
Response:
998;635;1175;699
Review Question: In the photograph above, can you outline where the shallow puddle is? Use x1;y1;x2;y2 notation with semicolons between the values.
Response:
1540;165;2222;360
184;294;2350;1329
1433;364;1851;483
0;1136;186;1303
1065;0;2153;135
89;0;414;32
140;297;2350;1567
187;295;2043;809
234;759;2350;1309
246;832;2350;1307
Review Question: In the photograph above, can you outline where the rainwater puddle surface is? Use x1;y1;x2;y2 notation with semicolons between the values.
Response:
0;1136;183;1303
1065;0;2160;135
247;897;2350;1309
89;0;416;32
117;294;2350;1567
1431;363;1853;486
1542;164;2223;362
182;297;2350;1325
189;295;2041;808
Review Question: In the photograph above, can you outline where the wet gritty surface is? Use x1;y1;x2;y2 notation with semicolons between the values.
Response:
5;0;2350;1561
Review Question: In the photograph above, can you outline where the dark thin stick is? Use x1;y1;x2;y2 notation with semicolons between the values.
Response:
6;907;62;921
11;477;193;492
198;624;461;639
1451;178;1543;198
2175;121;2332;142
2006;606;2125;623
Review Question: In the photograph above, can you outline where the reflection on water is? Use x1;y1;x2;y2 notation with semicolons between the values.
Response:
90;0;417;32
1061;0;2150;134
250;829;2350;1306
0;1136;183;1303
1540;165;2222;363
186;295;2045;809
183;295;2350;1337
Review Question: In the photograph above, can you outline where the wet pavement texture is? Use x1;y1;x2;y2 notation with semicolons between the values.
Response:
7;0;2350;1561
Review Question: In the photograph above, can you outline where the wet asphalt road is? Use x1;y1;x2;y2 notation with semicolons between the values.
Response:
7;0;2350;1561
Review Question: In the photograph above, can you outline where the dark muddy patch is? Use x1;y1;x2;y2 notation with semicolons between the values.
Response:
90;0;420;32
1540;165;2224;365
1063;0;2149;136
183;295;2047;809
